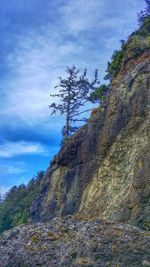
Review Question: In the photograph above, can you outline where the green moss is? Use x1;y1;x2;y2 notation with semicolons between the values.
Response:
142;221;150;231
70;251;77;259
47;232;58;241
91;245;98;253
31;235;40;243
75;257;94;266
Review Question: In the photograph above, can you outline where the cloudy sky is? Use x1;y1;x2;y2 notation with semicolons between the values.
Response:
0;0;145;194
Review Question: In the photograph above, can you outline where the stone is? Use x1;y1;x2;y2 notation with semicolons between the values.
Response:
0;218;149;267
30;50;150;229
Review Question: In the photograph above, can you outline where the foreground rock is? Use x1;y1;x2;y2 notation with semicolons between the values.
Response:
0;217;150;267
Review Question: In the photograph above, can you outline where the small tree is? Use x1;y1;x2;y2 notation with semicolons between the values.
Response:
88;84;108;104
138;0;150;24
104;50;123;81
49;65;99;139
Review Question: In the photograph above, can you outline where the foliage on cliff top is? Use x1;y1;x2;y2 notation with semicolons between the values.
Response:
105;3;150;81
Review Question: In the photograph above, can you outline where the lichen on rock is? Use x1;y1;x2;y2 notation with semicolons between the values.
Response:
0;218;150;267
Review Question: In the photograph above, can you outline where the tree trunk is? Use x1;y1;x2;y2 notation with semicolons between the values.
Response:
65;87;71;138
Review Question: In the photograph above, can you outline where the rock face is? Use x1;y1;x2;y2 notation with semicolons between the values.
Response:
0;217;150;267
31;51;150;230
0;50;150;267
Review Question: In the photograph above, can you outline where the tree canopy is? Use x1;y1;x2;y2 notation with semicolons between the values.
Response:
49;65;100;139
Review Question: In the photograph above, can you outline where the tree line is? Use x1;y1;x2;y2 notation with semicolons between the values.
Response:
0;171;45;234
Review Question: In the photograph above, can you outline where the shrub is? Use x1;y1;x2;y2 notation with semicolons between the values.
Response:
123;35;150;62
104;50;123;81
88;84;108;103
105;14;150;81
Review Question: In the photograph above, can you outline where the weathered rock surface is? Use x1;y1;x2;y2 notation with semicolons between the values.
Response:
31;51;150;230
0;217;150;267
0;51;149;267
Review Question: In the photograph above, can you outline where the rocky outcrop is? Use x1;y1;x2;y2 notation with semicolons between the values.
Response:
0;50;150;267
31;50;150;229
0;217;150;267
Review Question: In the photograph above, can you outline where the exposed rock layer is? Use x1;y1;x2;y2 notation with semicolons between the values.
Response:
31;51;150;229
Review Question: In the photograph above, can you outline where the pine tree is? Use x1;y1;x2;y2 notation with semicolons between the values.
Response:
49;65;99;139
138;0;150;24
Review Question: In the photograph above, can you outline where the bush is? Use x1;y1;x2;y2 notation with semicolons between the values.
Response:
105;13;150;81
123;35;150;62
139;15;150;36
88;84;108;103
104;50;123;81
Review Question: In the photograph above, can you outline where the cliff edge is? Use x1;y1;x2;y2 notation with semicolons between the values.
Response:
30;50;150;230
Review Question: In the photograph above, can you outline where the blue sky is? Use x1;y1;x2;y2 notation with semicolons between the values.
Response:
0;0;145;194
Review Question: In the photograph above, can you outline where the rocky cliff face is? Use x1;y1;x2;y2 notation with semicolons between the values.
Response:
31;50;150;230
0;50;150;267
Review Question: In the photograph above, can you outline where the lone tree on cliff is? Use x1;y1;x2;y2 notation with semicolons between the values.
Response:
49;65;99;139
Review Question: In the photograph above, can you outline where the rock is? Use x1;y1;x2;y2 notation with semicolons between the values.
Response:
0;46;150;267
0;218;149;267
30;50;150;229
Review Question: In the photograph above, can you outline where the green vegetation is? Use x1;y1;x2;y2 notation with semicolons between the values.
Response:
50;1;150;140
88;84;108;103
0;1;149;237
138;0;150;25
105;1;150;81
104;50;123;80
0;171;45;234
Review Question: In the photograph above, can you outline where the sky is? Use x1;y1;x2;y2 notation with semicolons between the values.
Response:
0;0;145;194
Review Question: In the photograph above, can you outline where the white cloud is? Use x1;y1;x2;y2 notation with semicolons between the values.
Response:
0;185;10;196
60;0;141;35
1;29;83;126
60;0;105;34
0;0;143;129
0;164;26;175
0;141;47;158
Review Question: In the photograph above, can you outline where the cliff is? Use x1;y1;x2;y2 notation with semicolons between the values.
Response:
0;50;150;267
31;50;150;230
